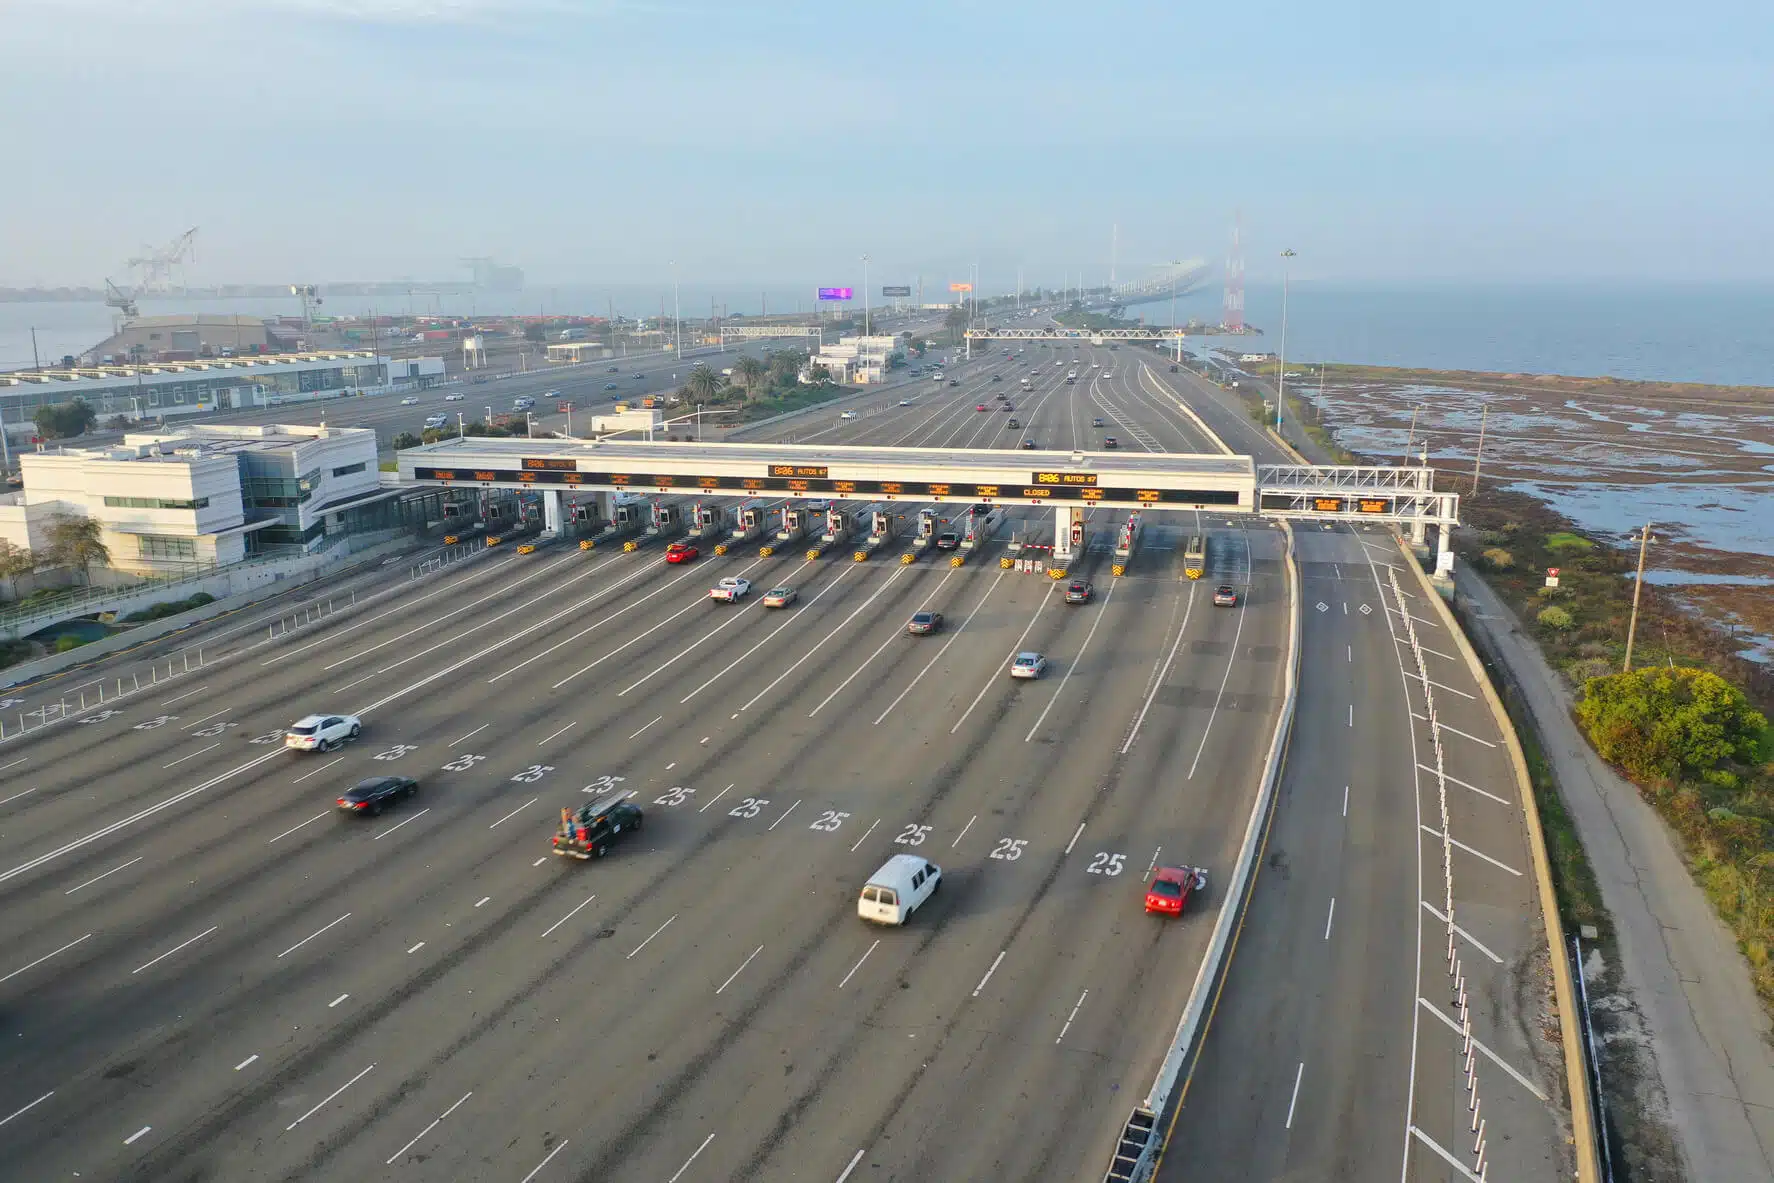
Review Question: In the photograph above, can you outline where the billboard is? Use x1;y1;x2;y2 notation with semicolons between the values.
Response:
881;285;911;297
817;287;853;301
948;282;973;293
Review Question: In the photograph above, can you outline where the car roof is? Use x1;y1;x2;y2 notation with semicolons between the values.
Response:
911;610;935;618
1015;651;1042;661
290;714;330;727
1152;865;1190;881
349;776;401;791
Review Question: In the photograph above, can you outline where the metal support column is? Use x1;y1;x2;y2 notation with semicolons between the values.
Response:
542;489;563;535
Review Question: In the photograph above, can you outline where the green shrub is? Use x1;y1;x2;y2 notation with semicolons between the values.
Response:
1481;547;1514;571
1537;605;1575;631
1576;667;1769;784
1545;531;1595;552
53;635;87;653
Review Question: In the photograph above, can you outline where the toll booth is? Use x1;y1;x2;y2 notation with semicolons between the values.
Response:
868;508;895;546
1183;535;1207;580
1052;505;1087;570
776;505;809;543
1113;512;1143;560
646;502;682;537
610;494;647;533
821;507;850;545
912;508;939;551
960;504;1004;552
687;502;722;540
731;500;769;542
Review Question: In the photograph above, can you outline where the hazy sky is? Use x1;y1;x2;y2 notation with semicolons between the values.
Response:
2;0;1769;291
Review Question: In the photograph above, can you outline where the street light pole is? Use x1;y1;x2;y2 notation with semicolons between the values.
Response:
457;411;465;440
862;254;871;339
1623;522;1655;672
1277;248;1297;438
671;261;682;364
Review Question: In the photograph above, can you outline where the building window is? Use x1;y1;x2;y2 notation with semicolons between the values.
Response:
331;462;366;478
104;496;210;510
137;535;197;561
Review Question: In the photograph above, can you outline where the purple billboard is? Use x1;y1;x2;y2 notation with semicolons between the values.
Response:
816;287;853;301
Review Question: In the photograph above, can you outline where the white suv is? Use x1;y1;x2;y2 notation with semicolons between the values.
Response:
285;714;361;752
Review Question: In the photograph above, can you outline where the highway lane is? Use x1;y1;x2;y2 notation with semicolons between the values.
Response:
0;365;1292;1181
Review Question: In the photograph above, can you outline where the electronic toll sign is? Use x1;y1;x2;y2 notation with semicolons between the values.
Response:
411;462;1240;507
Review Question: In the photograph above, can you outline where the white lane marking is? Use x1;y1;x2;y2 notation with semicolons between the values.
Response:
626;914;676;959
849;818;881;852
1;750;282;885
1408;1125;1487;1183
1025;576;1119;742
667;1133;717;1183
715;945;764;994
234;1055;258;1071
950;580;1053;734
665;762;675;770
181;708;232;730
1416;763;1509;805
0;758;28;776
1393;635;1459;663
1055;989;1089;1044
0;1091;54;1129
971;950;1007;998
0;786;36;806
1186;537;1253;779
951;815;976;848
1416;998;1548;1100
550;567;755;691
333;672;378;694
125;1125;152;1145
268;812;328;845
490;564;700;685
698;784;734;813
159;685;210;706
540;896;597;939
532;857;547;867
1;932;94;985
284;1063;375;1130
292;756;345;785
407;941;426;954
1324;897;1336;940
1403;670;1477;699
474;895;491;908
517;1138;570;1183
372;808;431;841
329;993;350;1008
1348;703;1353;728
1421;901;1504;964
767;799;801;830
835;1148;867;1183
805;567;947;717
385;1091;474;1166
838;940;880;989
1146;846;1162;876
679;567;856;703
65;856;144;895
1064;823;1085;855
449;724;488;746
1347;645;1352;662
1122;581;1199;754
161;743;221;769
538;721;577;746
277;913;352;959
1419;825;1523;876
1284;1061;1304;1129
489;798;539;829
131;925;218;975
876;570;1009;726
1410;713;1498;747
1342;785;1349;817
628;716;663;740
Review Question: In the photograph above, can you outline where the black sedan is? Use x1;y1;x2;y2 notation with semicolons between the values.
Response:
337;776;417;817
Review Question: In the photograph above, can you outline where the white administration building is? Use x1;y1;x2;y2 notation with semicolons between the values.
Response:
0;423;388;575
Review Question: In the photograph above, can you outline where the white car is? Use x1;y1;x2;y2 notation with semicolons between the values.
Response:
709;577;752;602
400;396;419;406
898;399;913;406
1009;652;1049;680
285;713;361;752
423;415;448;429
444;393;465;402
840;410;858;420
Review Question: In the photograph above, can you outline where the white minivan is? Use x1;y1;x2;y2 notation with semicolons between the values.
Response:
858;853;942;925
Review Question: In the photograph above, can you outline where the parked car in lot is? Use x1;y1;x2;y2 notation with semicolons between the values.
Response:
337;776;416;817
1010;652;1049;679
665;541;699;564
1212;585;1239;607
1145;865;1209;916
906;610;944;635
763;586;798;608
286;714;361;752
1065;579;1093;604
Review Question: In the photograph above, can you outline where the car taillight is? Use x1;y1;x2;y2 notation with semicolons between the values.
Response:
337;798;347;805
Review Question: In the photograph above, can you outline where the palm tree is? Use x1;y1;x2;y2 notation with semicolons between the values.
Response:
767;348;806;387
46;514;110;584
685;365;721;405
733;356;767;391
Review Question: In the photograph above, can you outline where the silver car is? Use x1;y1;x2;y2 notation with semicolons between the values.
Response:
1009;652;1048;679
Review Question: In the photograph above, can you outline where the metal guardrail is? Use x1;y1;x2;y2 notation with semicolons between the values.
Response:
411;537;489;579
0;646;213;743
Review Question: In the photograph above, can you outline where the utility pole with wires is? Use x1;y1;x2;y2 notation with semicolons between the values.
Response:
1623;522;1655;672
1470;404;1489;494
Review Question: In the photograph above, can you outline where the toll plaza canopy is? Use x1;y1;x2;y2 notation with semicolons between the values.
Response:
398;437;1255;512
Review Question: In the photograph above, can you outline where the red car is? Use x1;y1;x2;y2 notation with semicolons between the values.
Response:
664;541;699;564
1144;866;1209;916
976;404;989;412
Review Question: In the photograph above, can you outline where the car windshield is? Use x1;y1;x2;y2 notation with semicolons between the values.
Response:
1151;880;1183;897
912;613;933;624
1070;583;1086;592
1016;656;1037;667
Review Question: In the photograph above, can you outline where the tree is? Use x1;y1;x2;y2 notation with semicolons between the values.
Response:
943;306;969;343
33;399;97;440
0;538;35;596
1576;666;1768;785
523;323;548;343
767;348;807;387
807;363;833;386
46;514;110;582
392;431;422;450
732;356;767;390
685;366;721;404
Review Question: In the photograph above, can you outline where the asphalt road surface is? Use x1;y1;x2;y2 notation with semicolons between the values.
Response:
0;344;1290;1181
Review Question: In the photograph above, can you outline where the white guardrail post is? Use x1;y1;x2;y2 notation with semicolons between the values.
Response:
1104;519;1302;1183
